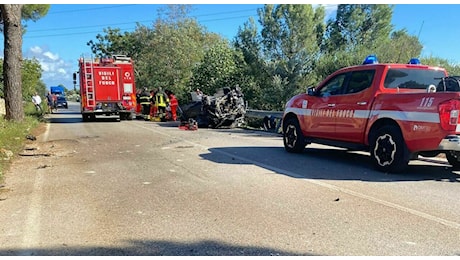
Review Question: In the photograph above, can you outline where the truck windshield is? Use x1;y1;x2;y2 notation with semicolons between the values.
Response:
383;68;445;90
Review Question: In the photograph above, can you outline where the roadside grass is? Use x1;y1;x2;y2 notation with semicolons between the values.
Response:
0;103;47;182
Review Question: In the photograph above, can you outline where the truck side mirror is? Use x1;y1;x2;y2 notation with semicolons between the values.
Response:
307;86;316;96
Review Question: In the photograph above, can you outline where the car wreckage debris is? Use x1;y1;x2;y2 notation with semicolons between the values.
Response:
180;86;247;129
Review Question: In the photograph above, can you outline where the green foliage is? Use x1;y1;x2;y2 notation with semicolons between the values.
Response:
376;29;423;63
233;17;265;109
87;5;223;104
0;4;49;32
252;4;326;110
0;58;45;99
189;40;241;95
21;4;50;21
22;58;46;98
324;4;393;52
314;51;362;82
139;17;213;101
0;4;49;122
87;27;140;58
421;56;460;76
85;4;460;112
0;103;42;180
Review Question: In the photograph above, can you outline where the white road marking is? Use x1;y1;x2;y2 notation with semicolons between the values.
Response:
134;123;460;230
20;123;51;254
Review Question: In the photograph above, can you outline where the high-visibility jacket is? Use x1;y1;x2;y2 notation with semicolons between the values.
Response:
155;92;169;108
139;92;151;105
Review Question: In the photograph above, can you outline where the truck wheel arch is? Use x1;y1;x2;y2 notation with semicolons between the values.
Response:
367;118;401;145
368;122;410;173
283;113;306;153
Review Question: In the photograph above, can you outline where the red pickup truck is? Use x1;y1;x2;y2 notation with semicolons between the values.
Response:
282;55;460;173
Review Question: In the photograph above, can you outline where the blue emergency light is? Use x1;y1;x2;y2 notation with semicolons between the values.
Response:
408;58;421;65
363;55;379;65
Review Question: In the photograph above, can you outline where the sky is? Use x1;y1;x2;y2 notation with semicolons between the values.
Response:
2;3;460;91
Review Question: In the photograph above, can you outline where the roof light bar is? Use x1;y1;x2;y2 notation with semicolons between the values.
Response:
363;55;379;65
408;58;421;65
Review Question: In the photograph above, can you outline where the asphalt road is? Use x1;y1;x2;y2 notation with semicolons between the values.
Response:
0;102;459;256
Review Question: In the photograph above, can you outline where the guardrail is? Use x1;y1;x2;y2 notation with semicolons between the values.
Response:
245;109;283;133
245;109;283;119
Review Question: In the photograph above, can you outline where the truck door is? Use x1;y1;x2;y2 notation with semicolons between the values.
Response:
93;67;121;101
334;69;375;143
307;73;347;138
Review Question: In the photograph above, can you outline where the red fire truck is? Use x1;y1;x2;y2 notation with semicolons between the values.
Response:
74;55;137;121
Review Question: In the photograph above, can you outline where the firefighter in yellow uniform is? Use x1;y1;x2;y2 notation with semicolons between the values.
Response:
155;87;169;122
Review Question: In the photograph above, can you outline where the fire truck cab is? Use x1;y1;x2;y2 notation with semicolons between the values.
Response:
74;54;137;122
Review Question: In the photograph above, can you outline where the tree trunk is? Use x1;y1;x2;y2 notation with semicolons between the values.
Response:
1;4;24;122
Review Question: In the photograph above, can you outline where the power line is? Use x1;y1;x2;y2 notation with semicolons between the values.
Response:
25;20;153;33
24;27;137;39
24;13;255;39
46;4;138;14
23;14;257;39
23;5;258;38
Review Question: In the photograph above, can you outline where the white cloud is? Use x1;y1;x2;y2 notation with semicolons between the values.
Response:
43;51;60;61
24;46;75;90
30;46;43;55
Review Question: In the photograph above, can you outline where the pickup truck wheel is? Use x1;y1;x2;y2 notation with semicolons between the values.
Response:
283;117;305;153
370;125;409;173
445;151;460;170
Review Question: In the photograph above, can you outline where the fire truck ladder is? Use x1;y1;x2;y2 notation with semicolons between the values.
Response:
82;56;95;107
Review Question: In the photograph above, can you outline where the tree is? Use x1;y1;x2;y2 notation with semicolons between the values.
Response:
189;40;241;95
87;27;141;59
0;58;45;99
422;56;460;76
20;4;50;22
135;5;221;102
1;4;24;121
87;5;223;103
0;4;49;122
316;4;415;80
256;4;325;110
233;17;265;109
21;58;45;98
324;4;393;53
377;29;423;63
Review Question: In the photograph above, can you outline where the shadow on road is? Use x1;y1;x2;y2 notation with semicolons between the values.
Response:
0;239;315;256
44;111;121;124
200;146;460;183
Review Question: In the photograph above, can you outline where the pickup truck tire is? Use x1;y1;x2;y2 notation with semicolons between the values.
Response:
445;151;460;169
283;117;305;153
369;125;410;173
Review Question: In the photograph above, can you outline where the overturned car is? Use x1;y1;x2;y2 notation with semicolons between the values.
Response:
180;86;247;128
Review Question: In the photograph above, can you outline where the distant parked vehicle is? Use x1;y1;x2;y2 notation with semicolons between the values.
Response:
50;86;65;96
56;96;68;109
